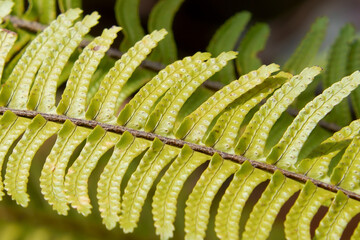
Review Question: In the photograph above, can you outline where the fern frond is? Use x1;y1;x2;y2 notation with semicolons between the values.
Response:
323;24;355;126
118;52;211;129
146;52;235;136
298;118;360;180
331;135;360;191
57;26;122;118
97;132;150;229
206;11;251;84
27;12;100;113
205;72;290;152
0;111;31;200
152;145;209;239
236;66;321;159
148;0;184;64
2;9;360;240
184;154;239;240
40;120;91;215
215;161;269;240
120;139;179;233
314;191;360;239
0;1;14;23
0;29;17;81
64;125;120;215
284;181;334;240
115;0;144;51
236;23;269;75
267;71;360;169
242;171;301;240
85;29;167;123
176;63;278;143
4;114;60;206
283;17;328;74
348;39;360;117
0;9;82;108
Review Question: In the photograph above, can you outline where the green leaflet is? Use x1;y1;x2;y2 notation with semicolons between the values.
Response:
331;135;360;192
184;154;239;240
284;181;334;240
236;23;269;75
40;121;91;215
236;67;321;160
242;171;301;240
58;0;82;13
120;139;179;232
115;69;155;109
0;29;17;82
57;27;121;118
0;1;14;24
0;9;82;108
152;145;209;239
206;11;251;84
0;111;30;200
148;0;184;64
118;52;210;128
97;132;150;230
206;72;290;152
25;0;57;24
176;63;279;144
348;39;360;117
146;52;236;136
215;161;270;240
283;17;328;74
115;0;144;52
298;118;360;180
85;29;167;123
314;191;360;240
1;28;32;84
267;71;360;169
27;12;100;113
4;114;60;207
64;126;120;216
323;24;355;127
86;56;117;106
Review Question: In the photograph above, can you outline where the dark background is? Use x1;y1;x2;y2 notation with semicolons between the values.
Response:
82;0;360;65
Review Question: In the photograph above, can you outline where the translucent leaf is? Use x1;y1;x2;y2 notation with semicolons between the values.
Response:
185;154;239;240
40;121;91;215
56;26;121;118
284;181;333;240
215;161;269;240
147;52;235;136
85;29;167;123
4;115;60;207
176;63;279;144
152;145;209;239
97;132;150;229
242;171;301;240
236;67;321;160
267;71;360;169
120;139;179;232
64;126;120;216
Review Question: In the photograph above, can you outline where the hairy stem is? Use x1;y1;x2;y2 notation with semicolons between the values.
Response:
0;107;356;201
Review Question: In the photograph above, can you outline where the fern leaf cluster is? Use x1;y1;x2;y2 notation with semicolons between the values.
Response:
1;2;360;240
